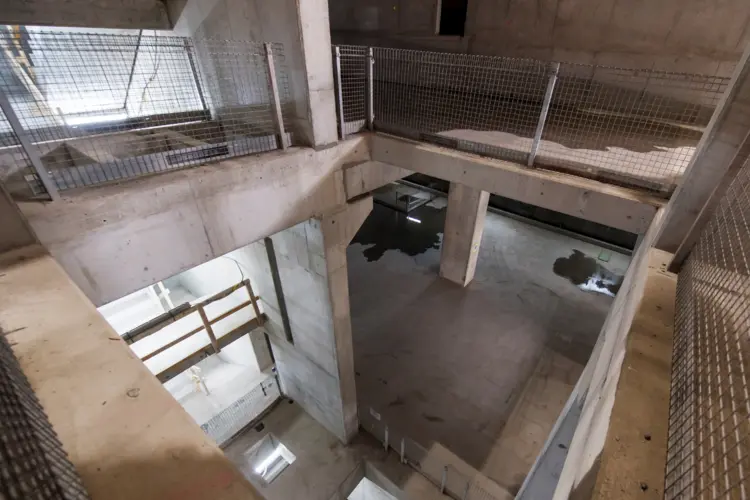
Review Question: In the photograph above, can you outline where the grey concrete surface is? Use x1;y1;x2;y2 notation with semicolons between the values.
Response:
0;184;37;253
347;198;630;491
0;0;171;29
19;137;367;306
330;0;749;76
371;134;662;234
224;398;453;500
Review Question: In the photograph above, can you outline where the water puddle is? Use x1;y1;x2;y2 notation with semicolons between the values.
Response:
351;203;445;261
553;250;623;297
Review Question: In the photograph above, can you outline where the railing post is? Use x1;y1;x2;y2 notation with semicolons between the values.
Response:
400;438;406;463
366;47;374;131
333;46;346;140
527;61;560;168
0;90;59;200
198;305;220;354
383;424;389;451
440;466;447;494
243;279;264;326
264;42;289;150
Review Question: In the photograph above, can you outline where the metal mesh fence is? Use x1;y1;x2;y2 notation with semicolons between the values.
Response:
334;45;730;194
201;373;281;447
666;156;750;499
0;334;90;500
540;65;728;193
0;29;293;197
336;45;368;136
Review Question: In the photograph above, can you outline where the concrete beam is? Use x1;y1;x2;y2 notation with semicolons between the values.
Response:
0;183;37;253
0;247;262;500
370;134;662;235
19;138;368;306
344;160;413;199
439;182;489;286
657;43;750;253
1;0;171;30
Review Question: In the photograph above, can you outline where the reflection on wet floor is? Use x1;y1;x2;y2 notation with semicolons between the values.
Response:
553;250;623;297
352;202;446;261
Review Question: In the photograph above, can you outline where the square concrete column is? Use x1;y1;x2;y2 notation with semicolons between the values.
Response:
439;182;490;287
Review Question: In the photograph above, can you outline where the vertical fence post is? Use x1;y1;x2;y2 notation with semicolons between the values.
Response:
198;305;220;353
440;466;447;493
366;47;374;131
0;90;59;200
264;42;289;150
527;61;560;168
384;424;389;451
333;46;346;140
400;438;406;463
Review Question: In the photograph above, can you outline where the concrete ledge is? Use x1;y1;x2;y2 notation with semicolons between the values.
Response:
20;138;368;306
0;246;262;500
370;134;663;234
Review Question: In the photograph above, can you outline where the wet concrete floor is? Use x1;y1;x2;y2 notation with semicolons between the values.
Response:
347;196;630;490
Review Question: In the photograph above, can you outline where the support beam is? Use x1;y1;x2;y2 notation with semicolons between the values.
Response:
657;42;750;253
344;160;413;200
439;183;489;286
371;134;661;235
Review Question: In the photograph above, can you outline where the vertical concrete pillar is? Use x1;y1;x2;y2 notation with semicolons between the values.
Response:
439;182;489;286
235;197;372;443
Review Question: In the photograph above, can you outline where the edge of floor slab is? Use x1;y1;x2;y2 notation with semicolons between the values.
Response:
396;180;633;256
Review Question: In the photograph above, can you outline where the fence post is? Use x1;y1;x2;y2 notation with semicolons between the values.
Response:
384;424;389;451
264;42;289;150
400;438;405;464
0;90;59;200
440;466;447;494
333;46;346;140
527;61;560;168
366;47;374;131
198;305;220;353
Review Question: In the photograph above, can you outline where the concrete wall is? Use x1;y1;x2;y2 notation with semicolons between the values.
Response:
330;0;750;76
170;0;338;147
0;183;37;253
0;0;171;30
223;198;372;443
19;137;368;306
527;207;666;499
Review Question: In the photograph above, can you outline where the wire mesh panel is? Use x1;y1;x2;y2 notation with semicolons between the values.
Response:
666;157;750;499
0;334;90;499
200;374;280;446
539;64;729;193
0;28;292;195
372;47;549;164
337;45;368;135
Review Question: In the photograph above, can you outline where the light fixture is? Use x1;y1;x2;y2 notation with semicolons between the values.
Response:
406;216;421;223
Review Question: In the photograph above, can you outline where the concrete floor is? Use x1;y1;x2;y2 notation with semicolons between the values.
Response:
347;197;630;492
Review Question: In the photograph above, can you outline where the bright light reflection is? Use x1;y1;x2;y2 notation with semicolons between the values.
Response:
406;216;421;223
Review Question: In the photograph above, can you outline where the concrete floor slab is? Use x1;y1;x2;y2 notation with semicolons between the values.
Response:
347;198;630;491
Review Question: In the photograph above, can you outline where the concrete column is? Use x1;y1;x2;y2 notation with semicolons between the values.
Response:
657;42;750;253
168;0;338;147
439;182;489;287
234;197;372;443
